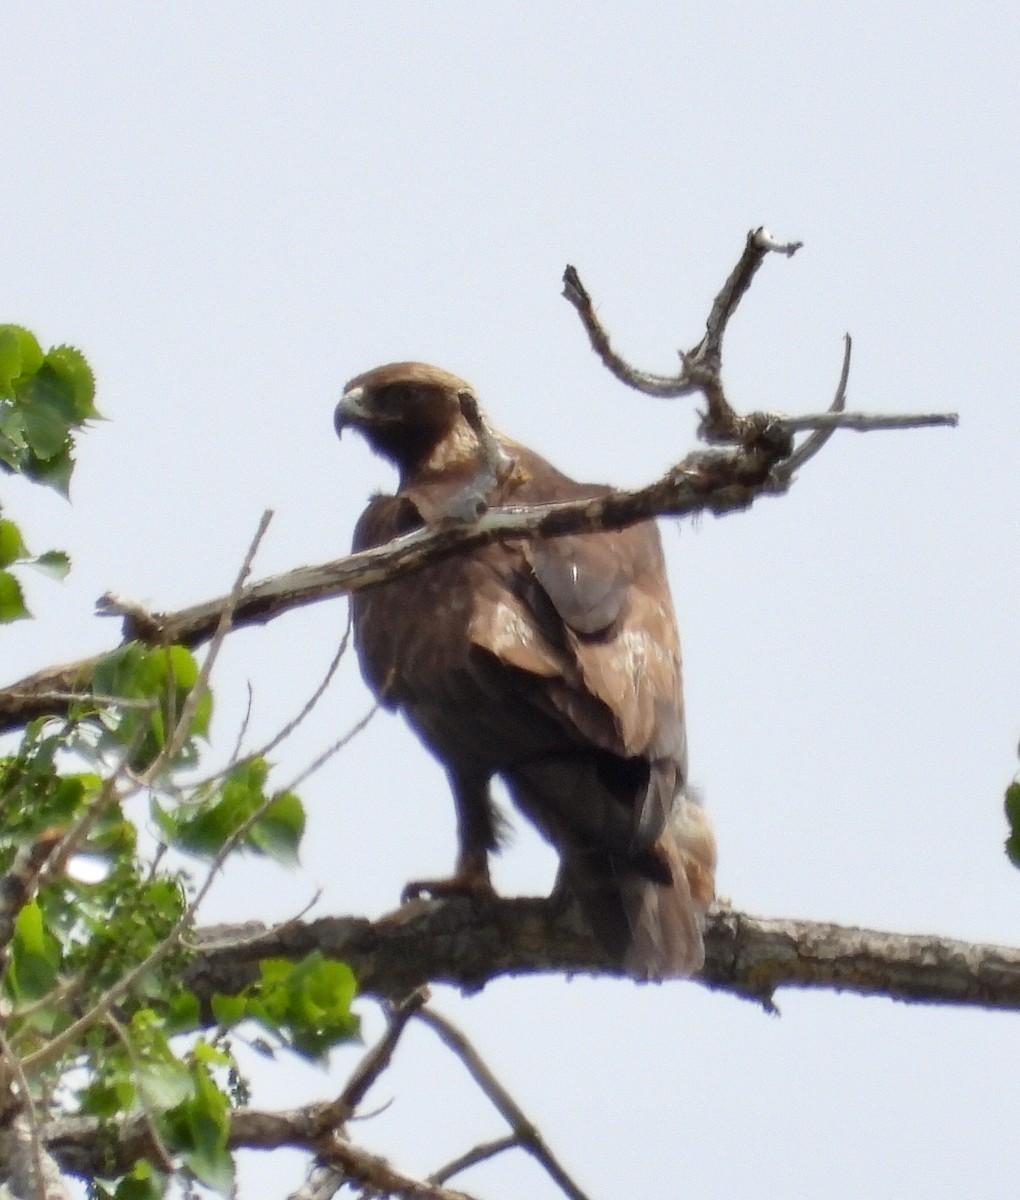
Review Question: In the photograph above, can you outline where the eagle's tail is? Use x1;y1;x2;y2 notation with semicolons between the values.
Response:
564;789;716;980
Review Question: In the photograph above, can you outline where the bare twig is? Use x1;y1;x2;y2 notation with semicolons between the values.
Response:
692;225;801;374
777;332;852;479
230;681;255;766
562;226;801;407
318;989;428;1129
185;890;322;954
430;1135;518;1186
184;611;353;796
246;611;352;765
279;697;382;796
139;509;273;783
321;1139;478;1200
262;992;430;1199
780;411;957;433
418;1008;591;1200
562;265;688;397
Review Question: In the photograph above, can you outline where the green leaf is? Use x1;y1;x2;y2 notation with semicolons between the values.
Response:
162;1060;234;1195
80;1076;137;1119
164;759;302;861
42;344;98;419
164;988;201;1034
9;899;61;1000
1005;780;1020;868
0;569;30;622
92;642;212;769
0;518;28;567
247;952;359;1062
25;444;75;495
110;1158;166;1200
248;789;305;865
210;993;248;1028
30;549;70;579
0;325;44;395
138;1060;194;1111
19;373;76;459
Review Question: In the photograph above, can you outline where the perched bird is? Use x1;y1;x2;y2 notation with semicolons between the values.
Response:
336;362;715;978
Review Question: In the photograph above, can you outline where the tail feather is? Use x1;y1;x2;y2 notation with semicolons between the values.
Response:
563;788;717;980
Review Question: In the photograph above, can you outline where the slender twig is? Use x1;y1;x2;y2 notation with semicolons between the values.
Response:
242;611;352;766
317;989;428;1129
778;333;852;479
230;681;255;766
278;698;382;796
417;1009;591;1200
430;1136;518;1186
562;226;802;405
780;411;957;433
139;509;273;783
185;889;322;953
183;612;353;795
320;1138;478;1200
692;225;801;373
562;265;690;397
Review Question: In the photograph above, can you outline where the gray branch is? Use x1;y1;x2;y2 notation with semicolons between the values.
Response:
0;403;953;737
183;901;1020;1013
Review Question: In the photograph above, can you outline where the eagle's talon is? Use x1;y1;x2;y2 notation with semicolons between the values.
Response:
401;873;497;905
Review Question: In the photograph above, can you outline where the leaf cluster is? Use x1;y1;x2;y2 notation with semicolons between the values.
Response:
0;324;93;621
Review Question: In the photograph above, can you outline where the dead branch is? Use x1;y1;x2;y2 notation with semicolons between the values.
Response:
0;410;952;737
0;231;957;736
184;901;1020;1014
562;226;805;439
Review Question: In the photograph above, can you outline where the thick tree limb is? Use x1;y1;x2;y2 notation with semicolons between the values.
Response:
32;902;1020;1188
183;901;1020;1013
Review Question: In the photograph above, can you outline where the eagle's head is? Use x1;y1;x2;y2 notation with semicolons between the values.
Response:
335;361;480;479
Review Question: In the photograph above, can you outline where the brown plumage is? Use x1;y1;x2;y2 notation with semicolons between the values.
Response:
336;362;715;979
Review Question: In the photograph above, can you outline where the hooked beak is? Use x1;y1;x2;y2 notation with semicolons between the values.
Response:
333;386;368;439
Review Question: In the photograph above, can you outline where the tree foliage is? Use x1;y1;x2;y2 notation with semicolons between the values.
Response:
0;330;353;1199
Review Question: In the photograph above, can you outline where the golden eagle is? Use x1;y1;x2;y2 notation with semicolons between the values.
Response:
336;362;715;978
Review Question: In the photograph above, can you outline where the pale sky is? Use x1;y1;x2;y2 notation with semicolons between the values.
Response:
4;4;1020;1197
